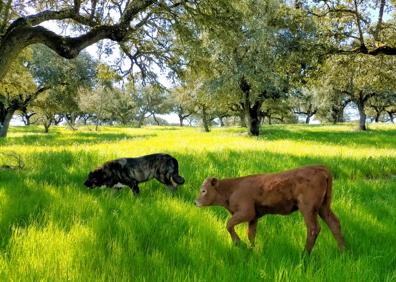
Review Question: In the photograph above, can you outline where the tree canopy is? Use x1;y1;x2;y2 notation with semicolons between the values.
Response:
0;0;242;81
1;0;396;136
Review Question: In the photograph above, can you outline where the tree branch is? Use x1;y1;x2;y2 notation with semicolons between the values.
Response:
333;45;396;56
374;0;385;42
120;0;157;28
0;0;159;80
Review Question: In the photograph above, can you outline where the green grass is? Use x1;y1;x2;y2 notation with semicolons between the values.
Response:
0;124;395;281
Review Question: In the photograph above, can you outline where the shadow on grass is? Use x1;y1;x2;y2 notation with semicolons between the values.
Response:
0;132;156;146
0;171;52;250
259;126;396;149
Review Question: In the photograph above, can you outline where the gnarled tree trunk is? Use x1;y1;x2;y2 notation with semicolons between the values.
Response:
240;77;262;136
354;91;375;131
245;102;261;136
239;112;246;127
0;109;15;138
201;106;210;132
387;111;395;123
356;102;367;130
21;112;36;126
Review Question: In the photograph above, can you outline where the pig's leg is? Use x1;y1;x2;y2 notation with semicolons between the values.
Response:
128;180;140;195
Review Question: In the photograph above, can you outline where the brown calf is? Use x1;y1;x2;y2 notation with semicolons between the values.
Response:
195;165;345;253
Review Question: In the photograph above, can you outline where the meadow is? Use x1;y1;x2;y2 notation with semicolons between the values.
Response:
0;124;395;281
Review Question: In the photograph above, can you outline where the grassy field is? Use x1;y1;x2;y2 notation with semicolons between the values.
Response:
0;124;395;281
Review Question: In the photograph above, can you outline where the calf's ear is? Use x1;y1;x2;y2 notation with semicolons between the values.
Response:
211;177;218;186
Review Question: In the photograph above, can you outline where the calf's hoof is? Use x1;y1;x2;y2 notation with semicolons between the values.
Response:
233;239;241;246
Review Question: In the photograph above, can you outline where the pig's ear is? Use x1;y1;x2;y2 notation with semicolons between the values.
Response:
211;177;218;186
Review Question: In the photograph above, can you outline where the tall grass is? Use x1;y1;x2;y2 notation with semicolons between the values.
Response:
0;124;395;281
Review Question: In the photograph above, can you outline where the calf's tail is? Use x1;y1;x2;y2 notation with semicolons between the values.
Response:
321;170;333;210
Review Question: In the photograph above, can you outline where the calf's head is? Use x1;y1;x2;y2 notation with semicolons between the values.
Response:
195;177;218;207
84;168;106;188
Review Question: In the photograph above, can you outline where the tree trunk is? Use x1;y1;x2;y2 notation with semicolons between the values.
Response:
387;111;394;123
152;113;160;125
305;115;311;124
66;113;78;130
331;107;339;124
374;111;381;123
95;119;100;131
53;115;64;125
178;114;184;126
22;117;30;126
239;112;246;127
79;114;91;125
202;106;210;132
0;110;15;138
43;120;52;133
219;116;225;127
305;107;317;124
240;77;261;136
21;112;36;126
137;112;146;128
245;105;261;136
357;102;367;130
120;115;129;125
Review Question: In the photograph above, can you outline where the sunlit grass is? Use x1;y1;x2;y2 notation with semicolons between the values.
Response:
0;123;395;281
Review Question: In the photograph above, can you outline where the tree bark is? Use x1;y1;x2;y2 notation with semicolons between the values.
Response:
0;109;15;137
178;114;184;126
374;112;380;123
202;106;210;132
219;116;225;127
65;113;78;130
137;112;148;128
95;119;100;131
239;112;246;127
245;101;261;136
356;102;367;130
240;77;262;136
21;112;36;126
152;113;160;125
53;115;64;125
387;111;394;123
80;114;91;125
43;118;52;133
331;106;344;124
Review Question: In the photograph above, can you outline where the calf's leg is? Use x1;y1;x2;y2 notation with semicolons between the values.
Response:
319;208;345;251
301;209;321;254
247;219;258;247
227;210;255;246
